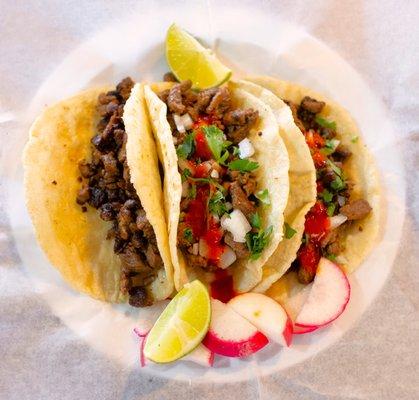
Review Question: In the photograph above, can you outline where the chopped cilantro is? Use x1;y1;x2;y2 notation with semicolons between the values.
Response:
183;228;193;243
330;176;345;191
218;150;230;165
232;146;240;156
177;132;195;159
228;159;259;172
202;125;231;164
255;189;270;206
326;253;337;261
190;177;227;194
209;190;227;216
321;189;333;203
246;226;273;260
327;160;343;177
315;116;336;131
284;223;297;239
250;213;261;229
188;184;197;199
351;136;359;143
181;168;191;182
327;203;336;216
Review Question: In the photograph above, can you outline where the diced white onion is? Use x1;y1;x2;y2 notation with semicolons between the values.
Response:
210;169;219;179
221;209;252;243
182;181;189;197
218;246;237;269
173;114;185;133
335;255;348;265
225;202;233;211
180;113;194;130
199;239;209;258
238;138;255;159
192;243;199;256
329;214;348;230
337;195;346;207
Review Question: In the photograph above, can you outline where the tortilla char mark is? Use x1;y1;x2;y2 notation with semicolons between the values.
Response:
285;96;372;284
76;78;163;307
158;77;273;274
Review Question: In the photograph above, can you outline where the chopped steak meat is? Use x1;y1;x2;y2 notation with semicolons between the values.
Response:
206;86;231;116
185;254;212;270
332;144;352;161
163;72;178;82
340;199;372;220
76;77;161;307
229;181;256;216
166;80;192;114
300;96;325;114
223;108;259;144
224;233;250;258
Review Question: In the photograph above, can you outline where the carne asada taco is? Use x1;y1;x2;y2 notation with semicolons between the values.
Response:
229;80;317;293
248;76;380;286
143;80;290;292
23;78;174;307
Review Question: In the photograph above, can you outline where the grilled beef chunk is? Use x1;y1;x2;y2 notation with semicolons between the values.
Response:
229;181;256;216
163;72;178;82
223;109;259;144
224;233;250;259
340;199;372;220
332;144;352;161
76;77;163;307
301;96;325;114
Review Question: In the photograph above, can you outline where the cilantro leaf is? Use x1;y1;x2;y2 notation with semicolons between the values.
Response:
330;176;345;191
232;146;240;156
228;159;259;172
315;116;336;131
177;133;195;159
209;190;227;216
246;226;273;260
327;203;336;216
202;125;230;163
250;213;261;229
188;184;197;199
327;160;343;177
321;189;333;203
183;228;193;243
351;136;359;143
284;223;297;239
326;253;337;261
255;189;271;206
181;168;192;182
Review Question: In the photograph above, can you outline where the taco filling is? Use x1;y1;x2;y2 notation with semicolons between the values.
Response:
76;78;165;307
158;80;274;272
287;96;372;284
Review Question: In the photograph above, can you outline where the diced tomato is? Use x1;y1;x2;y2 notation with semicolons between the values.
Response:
312;150;327;168
304;201;330;238
316;181;324;194
184;186;209;237
194;130;213;160
194;162;211;178
305;130;325;149
203;219;224;265
193;115;217;129
210;270;236;303
297;242;320;277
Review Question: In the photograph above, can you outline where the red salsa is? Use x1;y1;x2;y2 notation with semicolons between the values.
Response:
210;270;236;303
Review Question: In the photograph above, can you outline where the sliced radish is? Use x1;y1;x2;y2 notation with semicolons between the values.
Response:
293;325;318;335
228;293;293;347
295;258;350;327
203;298;268;357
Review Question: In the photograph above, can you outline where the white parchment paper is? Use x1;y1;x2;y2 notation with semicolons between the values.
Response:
1;1;418;399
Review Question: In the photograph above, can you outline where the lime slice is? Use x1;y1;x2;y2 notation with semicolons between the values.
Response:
144;280;211;363
166;24;232;89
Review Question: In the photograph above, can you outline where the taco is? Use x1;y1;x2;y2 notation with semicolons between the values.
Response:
142;80;290;293
247;76;381;288
23;78;174;307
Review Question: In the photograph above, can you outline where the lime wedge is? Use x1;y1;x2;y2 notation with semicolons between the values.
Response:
144;280;211;363
166;24;232;89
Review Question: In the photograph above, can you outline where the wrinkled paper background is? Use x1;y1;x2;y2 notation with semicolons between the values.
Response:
1;1;418;399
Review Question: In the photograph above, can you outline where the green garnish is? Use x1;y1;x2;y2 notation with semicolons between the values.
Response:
327;160;343;178
177;132;195;159
255;189;270;206
330;176;345;191
321;189;333;203
202;125;231;164
326;253;337;261
208;190;227;216
351;136;359;143
327;203;336;217
232;146;240;156
321;139;339;156
190;177;226;194
181;168;192;182
284;223;297;239
183;228;193;243
250;213;261;229
246;226;273;260
188;184;197;199
228;159;259;172
315;116;336;131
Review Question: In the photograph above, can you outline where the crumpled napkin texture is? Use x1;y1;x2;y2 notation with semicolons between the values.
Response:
0;1;418;399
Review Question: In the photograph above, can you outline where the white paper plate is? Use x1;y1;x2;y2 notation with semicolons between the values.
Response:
5;5;404;383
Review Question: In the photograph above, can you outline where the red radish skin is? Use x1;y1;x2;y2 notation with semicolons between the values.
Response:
293;325;318;334
295;258;351;328
203;330;268;358
203;299;269;357
283;315;294;346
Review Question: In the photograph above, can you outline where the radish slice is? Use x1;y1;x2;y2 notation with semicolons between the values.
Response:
293;325;318;335
295;258;351;327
